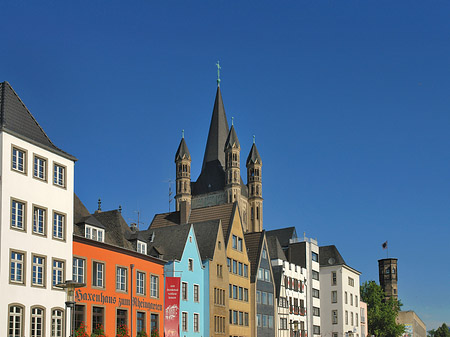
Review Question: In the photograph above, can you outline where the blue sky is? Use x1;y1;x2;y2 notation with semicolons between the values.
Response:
2;0;449;329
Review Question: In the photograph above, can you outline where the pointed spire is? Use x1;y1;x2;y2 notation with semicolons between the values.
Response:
216;61;221;87
175;136;191;161
246;142;262;165
201;86;230;169
224;125;240;150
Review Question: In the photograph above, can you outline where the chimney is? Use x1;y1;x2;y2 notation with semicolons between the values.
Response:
179;200;190;225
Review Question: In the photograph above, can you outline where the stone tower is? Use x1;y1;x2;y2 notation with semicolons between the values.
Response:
378;258;398;300
224;124;241;204
246;140;263;232
174;135;192;211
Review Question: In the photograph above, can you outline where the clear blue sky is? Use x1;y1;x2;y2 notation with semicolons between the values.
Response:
2;0;449;330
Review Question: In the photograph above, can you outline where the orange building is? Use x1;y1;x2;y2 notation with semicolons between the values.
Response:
73;197;165;337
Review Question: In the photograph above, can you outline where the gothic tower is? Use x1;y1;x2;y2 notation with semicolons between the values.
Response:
175;134;192;211
224;123;241;204
378;258;398;300
246;139;263;232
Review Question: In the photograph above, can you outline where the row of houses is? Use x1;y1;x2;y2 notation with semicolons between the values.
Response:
0;80;367;337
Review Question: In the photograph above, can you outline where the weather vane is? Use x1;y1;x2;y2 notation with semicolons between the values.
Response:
231;117;234;126
182;129;184;139
216;61;221;86
253;135;255;144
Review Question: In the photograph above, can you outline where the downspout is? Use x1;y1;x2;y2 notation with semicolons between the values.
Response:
131;264;134;337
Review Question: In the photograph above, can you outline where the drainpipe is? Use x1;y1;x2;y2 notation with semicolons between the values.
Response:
131;264;134;337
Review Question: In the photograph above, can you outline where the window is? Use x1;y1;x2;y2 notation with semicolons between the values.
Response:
194;284;199;302
136;271;145;295
351;293;353;306
262;291;267;304
233;260;237;274
332;271;337;285
53;163;66;187
345;310;348;325
233;310;238;325
232;235;237;249
92;261;104;288
238;287;243;301
137;311;145;334
313;325;321;335
268;292;273;305
268;315;274;328
74;305;85;330
348;277;355;287
244;288;249;302
280;318;288;330
33;155;47;180
10;251;25;284
313;307;320;316
137;240;147;254
73;257;85;283
257;314;261;327
12;147;26;173
351;312;354;325
31;307;45;337
312;288;320;298
238;262;243;276
117;309;127;330
312;252;318;262
312;270;319;280
182;282;188;300
332;310;338;324
32;255;45;287
262;247;267;259
239;311;244;325
85;225;104;242
244;312;249;326
217;264;223;278
356;313;359;326
238;237;243;251
151;313;159;331
345;291;348;304
233;285;237;299
92;306;104;332
227;258;231;272
52;259;64;287
53;212;65;240
194;313;199;332
332;290;337;303
188;258;194;271
264;268;270;281
9;305;24;337
256;290;261;303
355;295;358;306
51;309;64;337
151;275;159;298
182;312;188;331
33;206;46;235
116;267;127;291
11;199;26;230
244;264;248;277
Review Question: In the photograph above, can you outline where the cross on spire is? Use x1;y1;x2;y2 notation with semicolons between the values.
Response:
182;129;185;138
253;135;255;144
216;61;221;86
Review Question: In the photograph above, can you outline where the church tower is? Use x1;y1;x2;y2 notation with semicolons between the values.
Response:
246;139;263;232
174;133;192;211
378;258;398;300
224;122;241;204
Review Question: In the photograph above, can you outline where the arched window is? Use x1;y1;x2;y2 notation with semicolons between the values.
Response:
31;306;45;337
8;304;24;337
51;309;64;337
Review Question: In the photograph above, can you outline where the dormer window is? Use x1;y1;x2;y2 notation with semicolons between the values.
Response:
137;241;147;254
85;225;104;242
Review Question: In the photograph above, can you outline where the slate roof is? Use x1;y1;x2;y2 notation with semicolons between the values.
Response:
143;224;192;261
266;227;297;248
266;235;287;261
271;265;283;298
224;125;240;150
0;81;76;161
244;231;265;283
319;245;346;267
91;210;134;250
76;215;105;229
192;220;221;261
246;142;262;165
175;137;191;161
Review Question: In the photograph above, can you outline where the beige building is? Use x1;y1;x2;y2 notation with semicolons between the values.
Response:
397;311;426;337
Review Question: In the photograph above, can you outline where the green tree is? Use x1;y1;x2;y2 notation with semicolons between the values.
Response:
428;329;437;337
360;281;405;337
435;324;450;337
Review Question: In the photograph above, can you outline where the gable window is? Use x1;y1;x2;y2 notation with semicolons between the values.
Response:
32;255;45;287
137;241;147;254
332;271;337;285
188;258;194;271
53;212;65;240
150;275;159;298
262;247;267;259
30;306;45;337
85;225;104;242
238;237;243;252
33;155;47;180
33;206;46;235
51;309;64;337
182;282;188;301
11;199;26;231
52;259;65;287
238;262;243;276
53;163;66;187
92;261;104;288
216;264;223;278
232;235;237;249
12;147;26;173
244;264;248;278
136;271;145;295
116;267;127;292
348;277;355;287
73;257;85;283
10;251;25;284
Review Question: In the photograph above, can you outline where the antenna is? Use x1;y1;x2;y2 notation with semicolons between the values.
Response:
162;179;174;212
129;210;145;230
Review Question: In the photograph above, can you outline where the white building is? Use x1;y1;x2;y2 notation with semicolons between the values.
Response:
0;82;76;337
319;245;361;337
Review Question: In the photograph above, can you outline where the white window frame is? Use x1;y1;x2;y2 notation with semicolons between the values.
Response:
182;281;188;301
33;206;46;236
32;255;45;287
33;155;47;180
53;163;66;187
137;240;147;254
10;251;25;284
193;313;199;332
136;271;146;295
53;212;65;240
93;261;104;288
194;284;199;302
30;306;45;337
12;146;26;173
85;225;104;242
11;199;26;230
52;259;65;287
116;266;127;292
73;257;85;283
51;309;64;337
150;275;159;298
182;312;188;331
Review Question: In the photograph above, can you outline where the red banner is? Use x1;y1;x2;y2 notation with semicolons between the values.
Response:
164;277;181;337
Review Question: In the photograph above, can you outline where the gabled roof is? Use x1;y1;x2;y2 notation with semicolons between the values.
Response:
0;81;76;161
271;265;283;298
192;220;221;261
144;223;192;261
224;125;240;150
244;231;265;283
76;215;105;229
175;137;191;161
92;210;134;250
246;142;262;165
266;235;287;261
319;245;346;267
266;227;297;248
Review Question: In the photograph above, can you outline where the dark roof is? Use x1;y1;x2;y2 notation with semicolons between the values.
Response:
92;210;134;250
76;215;105;229
0;81;76;161
319;245;346;267
272;265;283;298
192;160;226;195
266;235;287;261
192;220;221;261
144;224;192;261
201;86;229;170
74;193;91;224
244;231;265;282
224;125;240;150
266;227;297;248
175;137;191;161
246;142;262;165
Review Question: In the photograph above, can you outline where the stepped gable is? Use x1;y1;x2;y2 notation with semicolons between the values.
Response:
144;223;192;261
192;220;221;261
244;231;265;283
266;235;287;261
0;81;76;161
266;227;297;249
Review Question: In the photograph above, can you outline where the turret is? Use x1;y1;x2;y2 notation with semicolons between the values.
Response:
224;123;241;204
175;133;192;211
246;139;263;232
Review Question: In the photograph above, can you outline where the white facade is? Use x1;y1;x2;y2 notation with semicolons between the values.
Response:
0;131;75;337
320;264;361;337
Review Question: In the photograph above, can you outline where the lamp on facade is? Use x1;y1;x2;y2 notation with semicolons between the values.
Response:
56;280;85;337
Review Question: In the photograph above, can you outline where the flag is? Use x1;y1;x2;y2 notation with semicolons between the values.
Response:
382;241;388;249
